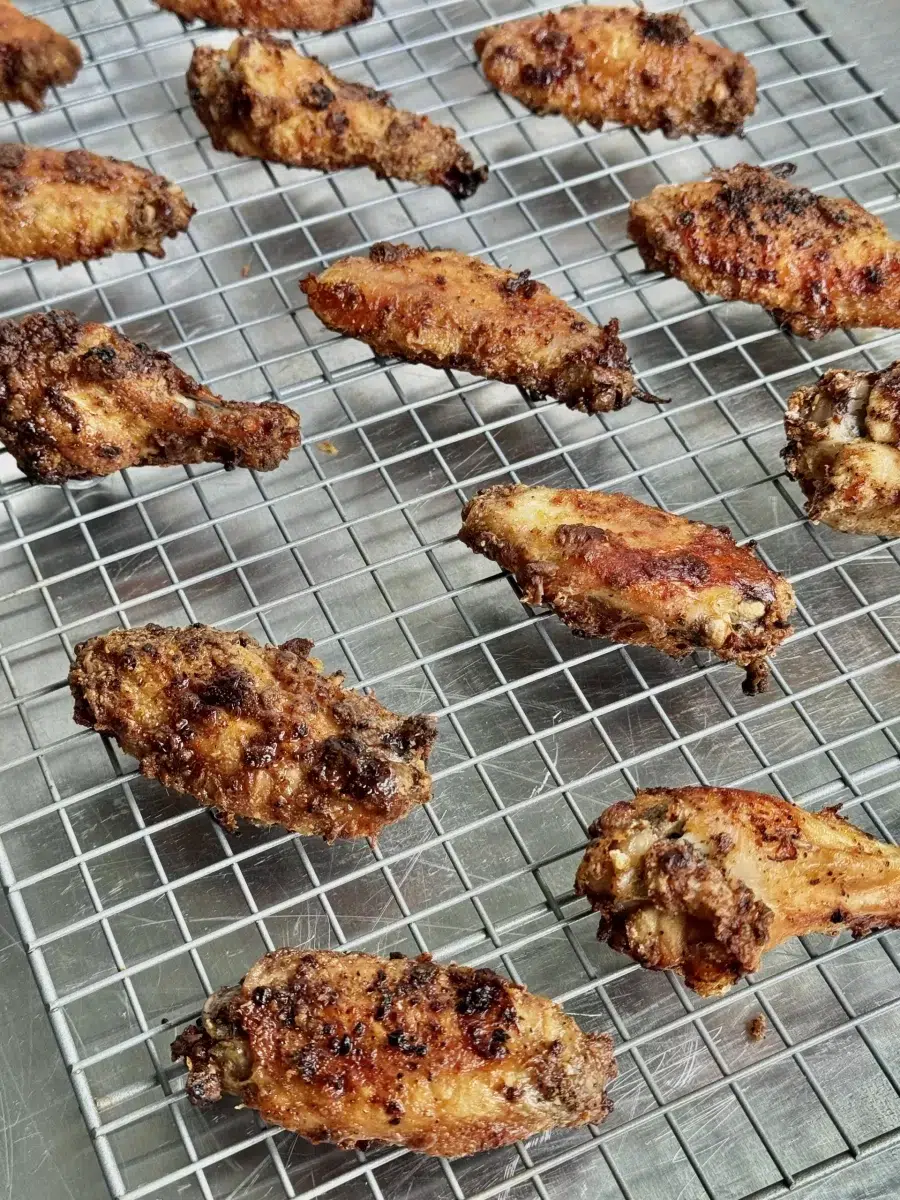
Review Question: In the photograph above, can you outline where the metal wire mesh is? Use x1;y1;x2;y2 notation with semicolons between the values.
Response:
1;0;899;1196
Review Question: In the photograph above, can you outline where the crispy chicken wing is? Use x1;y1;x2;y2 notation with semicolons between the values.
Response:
459;483;795;693
171;948;616;1155
0;311;299;483
69;624;436;842
0;0;81;111
157;0;370;30
783;361;900;536
628;162;900;339
576;786;900;996
475;6;756;139
188;37;486;199
0;143;193;265
302;242;641;414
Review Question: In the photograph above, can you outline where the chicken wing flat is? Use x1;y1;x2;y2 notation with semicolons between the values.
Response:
69;625;436;842
0;0;81;111
576;786;900;996
171;948;616;1154
0;311;299;483
459;483;795;693
302;242;640;413
0;144;193;265
783;361;900;536
628;162;900;339
156;0;370;31
188;37;487;199
475;6;756;139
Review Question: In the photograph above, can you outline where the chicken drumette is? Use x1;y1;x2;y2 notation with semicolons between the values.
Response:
156;0;370;31
69;625;436;842
0;312;299;482
171;948;617;1155
0;0;81;111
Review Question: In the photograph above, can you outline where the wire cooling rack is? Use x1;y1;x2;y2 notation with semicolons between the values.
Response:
1;0;899;1196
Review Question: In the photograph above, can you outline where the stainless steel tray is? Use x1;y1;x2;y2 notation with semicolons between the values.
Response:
1;1;899;1197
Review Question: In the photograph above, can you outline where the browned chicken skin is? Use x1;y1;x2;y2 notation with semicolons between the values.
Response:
0;143;193;265
576;787;900;996
0;312;299;483
69;625;436;842
302;242;640;413
459;484;795;693
628;162;900;339
156;0;370;30
171;948;617;1155
783;362;900;536
188;37;486;199
475;6;756;138
0;0;81;111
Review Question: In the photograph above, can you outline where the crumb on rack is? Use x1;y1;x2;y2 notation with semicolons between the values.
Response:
317;440;339;455
241;264;251;278
747;1013;767;1042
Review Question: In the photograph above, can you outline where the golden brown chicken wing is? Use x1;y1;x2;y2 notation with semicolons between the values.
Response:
0;143;193;265
188;37;487;199
302;242;641;413
69;624;436;842
783;361;900;536
628;162;900;339
475;6;756;138
0;311;300;483
0;0;81;111
171;948;616;1154
157;0;370;30
576;786;900;996
459;483;795;693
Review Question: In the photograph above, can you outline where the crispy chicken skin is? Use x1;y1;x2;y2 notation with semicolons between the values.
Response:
0;312;299;483
576;787;900;996
0;0;81;111
302;242;640;414
783;362;900;536
156;0;370;30
475;6;756;139
459;484;795;693
0;143;193;265
188;37;486;199
171;948;617;1154
628;162;900;339
69;625;436;842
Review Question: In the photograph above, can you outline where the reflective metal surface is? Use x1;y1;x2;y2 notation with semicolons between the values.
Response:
1;1;899;1197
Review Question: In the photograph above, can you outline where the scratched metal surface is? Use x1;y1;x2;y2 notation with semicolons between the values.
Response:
0;0;899;1198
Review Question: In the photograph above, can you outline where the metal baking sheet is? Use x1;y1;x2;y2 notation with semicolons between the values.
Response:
1;0;899;1197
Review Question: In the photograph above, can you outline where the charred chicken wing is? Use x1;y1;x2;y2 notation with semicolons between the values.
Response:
171;948;617;1154
188;37;486;199
69;625;436;842
302;242;641;414
475;6;756;138
0;312;299;483
156;0;370;30
783;361;900;536
0;143;193;265
628;162;900;339
576;786;900;996
0;0;81;111
459;483;795;693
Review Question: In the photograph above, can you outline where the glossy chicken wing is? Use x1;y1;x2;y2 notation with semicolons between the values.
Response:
157;0;370;30
0;0;81;111
475;6;756;138
0;311;299;482
69;625;436;842
628;162;900;339
783;361;900;535
302;242;641;413
0;143;193;265
171;948;617;1155
576;786;900;996
188;37;486;199
459;483;795;693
